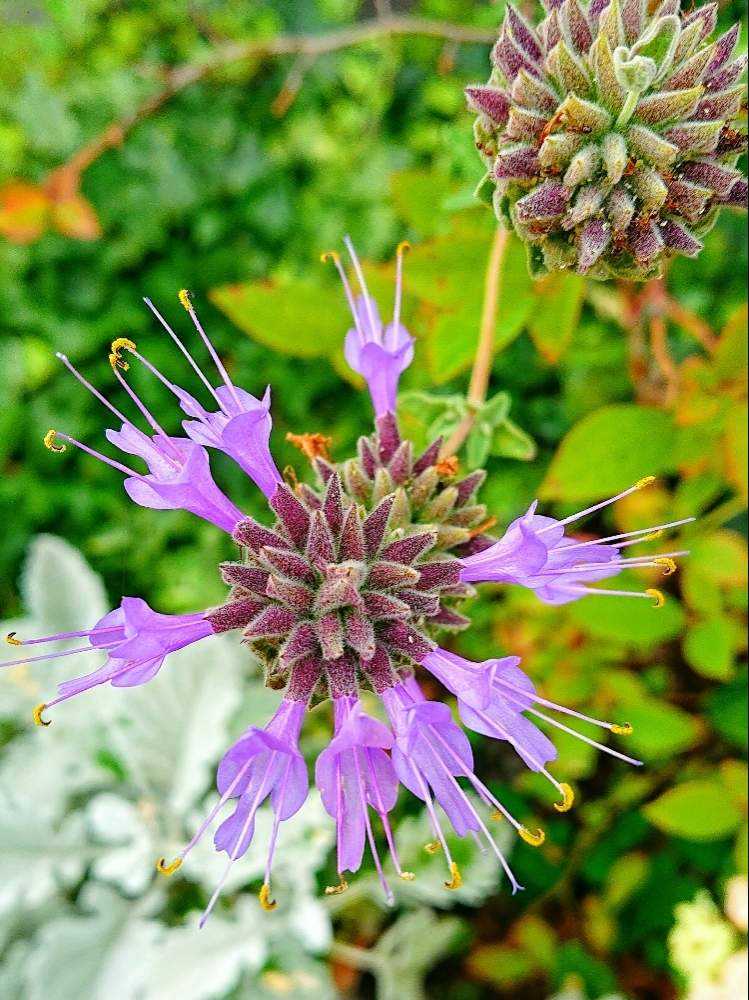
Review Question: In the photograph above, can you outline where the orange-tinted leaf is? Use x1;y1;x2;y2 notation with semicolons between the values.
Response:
0;181;49;244
51;193;102;241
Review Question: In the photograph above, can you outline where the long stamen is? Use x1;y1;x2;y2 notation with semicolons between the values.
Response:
2;643;117;670
261;759;293;911
568;586;666;605
563;517;695;551
495;678;633;736
527;707;643;767
424;743;522;893
109;353;183;466
34;650;163;725
56;353;131;427
354;749;394;906
363;747;414;882
158;760;255;876
464;701;571;807
343;235;380;343
199;760;275;927
392;241;410;332
44;429;142;478
178;290;242;408
429;726;541;844
6;625;122;648
143;297;227;412
321;250;364;339
414;771;455;879
538;554;685;576
537;478;657;535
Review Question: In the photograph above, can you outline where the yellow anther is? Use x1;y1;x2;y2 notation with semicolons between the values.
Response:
554;782;575;813
5;632;22;646
178;289;193;312
423;841;441;855
33;703;50;727
396;240;412;255
640;530;663;543
109;338;136;372
324;875;349;896
518;826;546;847
44;429;66;453
654;557;677;576
156;856;182;876
611;722;633;736
490;810;504;822
399;871;416;881
443;861;462;890
635;476;656;489
320;250;340;265
646;588;665;608
259;882;277;911
111;337;136;355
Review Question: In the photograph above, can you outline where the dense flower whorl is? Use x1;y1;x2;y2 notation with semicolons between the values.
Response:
469;0;747;278
207;414;490;697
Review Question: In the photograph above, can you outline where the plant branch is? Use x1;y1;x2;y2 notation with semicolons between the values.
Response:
441;226;510;457
45;16;495;192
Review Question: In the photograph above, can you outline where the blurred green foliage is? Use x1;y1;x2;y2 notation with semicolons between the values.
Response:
0;1;747;998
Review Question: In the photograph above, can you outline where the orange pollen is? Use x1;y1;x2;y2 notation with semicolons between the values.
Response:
435;455;459;478
286;432;332;462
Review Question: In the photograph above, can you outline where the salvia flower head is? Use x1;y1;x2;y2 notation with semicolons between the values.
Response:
468;0;747;278
8;251;693;921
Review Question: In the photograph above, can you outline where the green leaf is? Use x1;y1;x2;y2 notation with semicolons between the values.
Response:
389;168;462;237
683;617;735;680
707;673;748;750
210;277;349;359
492;416;538;461
410;224;534;384
620;698;700;760
643;780;744;841
540;405;678;502
568;587;685;649
397;390;467;453
527;271;586;364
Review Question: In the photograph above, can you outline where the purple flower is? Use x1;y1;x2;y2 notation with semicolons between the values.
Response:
459;480;693;605
422;648;641;810
325;238;414;418
315;694;408;903
3;597;215;724
157;683;313;924
134;294;283;498
50;346;245;533
382;675;524;893
26;274;694;920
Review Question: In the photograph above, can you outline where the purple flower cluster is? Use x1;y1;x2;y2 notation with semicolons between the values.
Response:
6;242;692;922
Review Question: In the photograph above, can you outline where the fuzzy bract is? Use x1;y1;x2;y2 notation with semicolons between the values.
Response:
469;0;747;278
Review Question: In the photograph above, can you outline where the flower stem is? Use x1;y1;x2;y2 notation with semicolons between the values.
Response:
440;225;509;457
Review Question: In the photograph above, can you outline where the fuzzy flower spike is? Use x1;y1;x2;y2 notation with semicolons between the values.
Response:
21;244;693;918
469;0;747;278
325;237;415;418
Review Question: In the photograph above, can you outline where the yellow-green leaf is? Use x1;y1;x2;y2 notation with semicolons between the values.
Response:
643;779;743;841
